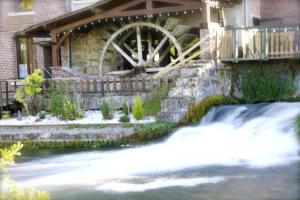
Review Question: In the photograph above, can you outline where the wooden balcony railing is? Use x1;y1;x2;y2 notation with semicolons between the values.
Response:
217;26;300;61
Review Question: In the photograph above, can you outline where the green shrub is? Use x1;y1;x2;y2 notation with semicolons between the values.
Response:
2;111;11;120
122;102;130;116
241;67;295;102
143;86;169;116
48;81;83;120
60;98;84;120
0;143;51;200
283;71;296;100
132;95;144;120
132;122;176;141
49;82;65;116
100;101;113;120
119;115;130;123
15;69;44;115
295;114;300;140
180;95;239;125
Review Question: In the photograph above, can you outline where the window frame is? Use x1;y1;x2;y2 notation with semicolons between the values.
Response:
16;0;33;12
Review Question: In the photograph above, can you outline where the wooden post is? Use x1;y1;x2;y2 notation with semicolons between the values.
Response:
106;78;110;92
128;77;132;94
93;80;97;94
73;80;77;96
51;32;59;67
134;78;138;92
142;78;146;92
264;28;269;59
79;80;83;96
5;81;9;110
113;78;117;94
232;28;238;61
100;80;105;97
86;80;90;94
120;78;124;95
0;81;3;119
296;26;299;58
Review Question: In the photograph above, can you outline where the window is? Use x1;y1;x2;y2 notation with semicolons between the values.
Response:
16;0;33;11
18;38;29;78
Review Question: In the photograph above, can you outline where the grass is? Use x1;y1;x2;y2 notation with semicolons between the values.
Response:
295;114;300;140
180;95;239;125
65;124;108;130
130;122;176;142
143;86;169;117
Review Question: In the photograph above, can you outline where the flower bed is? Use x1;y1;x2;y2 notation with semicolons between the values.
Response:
0;111;155;126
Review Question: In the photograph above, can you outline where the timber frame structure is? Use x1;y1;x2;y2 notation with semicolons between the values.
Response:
17;0;208;73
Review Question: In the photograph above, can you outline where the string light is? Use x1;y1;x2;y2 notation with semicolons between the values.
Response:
57;9;206;35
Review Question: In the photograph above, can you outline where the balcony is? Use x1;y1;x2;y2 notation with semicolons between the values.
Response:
217;26;300;61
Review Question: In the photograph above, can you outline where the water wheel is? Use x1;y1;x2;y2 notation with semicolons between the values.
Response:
99;18;200;76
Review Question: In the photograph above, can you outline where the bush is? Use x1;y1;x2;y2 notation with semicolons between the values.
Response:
180;95;239;125
48;81;83;120
119;115;130;123
143;86;169;117
295;114;300;140
241;67;295;102
15;69;44;115
60;98;84;121
100;101;113;120
132;122;176;141
122;102;130;116
2;111;10;120
132;95;144;120
283;71;296;100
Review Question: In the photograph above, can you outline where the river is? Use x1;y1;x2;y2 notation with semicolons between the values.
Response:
2;103;300;200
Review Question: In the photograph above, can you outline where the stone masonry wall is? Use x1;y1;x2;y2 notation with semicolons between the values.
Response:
67;24;114;75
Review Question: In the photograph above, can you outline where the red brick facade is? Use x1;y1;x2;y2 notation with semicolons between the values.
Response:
260;0;300;26
0;0;67;80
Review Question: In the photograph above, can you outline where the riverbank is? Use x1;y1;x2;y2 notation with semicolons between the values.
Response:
0;122;176;149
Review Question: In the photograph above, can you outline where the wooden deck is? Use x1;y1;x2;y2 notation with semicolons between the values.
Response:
217;26;300;61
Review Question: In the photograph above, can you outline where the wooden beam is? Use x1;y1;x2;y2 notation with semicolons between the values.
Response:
136;26;144;66
124;43;138;58
25;38;31;74
112;42;138;67
146;0;153;10
51;32;59;67
56;30;72;49
53;1;203;34
146;35;168;65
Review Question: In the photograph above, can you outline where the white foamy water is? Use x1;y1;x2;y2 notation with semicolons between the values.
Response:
5;103;300;192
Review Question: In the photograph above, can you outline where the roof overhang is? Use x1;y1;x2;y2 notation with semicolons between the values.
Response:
16;0;240;37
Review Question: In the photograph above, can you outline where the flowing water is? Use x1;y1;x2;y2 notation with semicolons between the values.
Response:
1;103;300;200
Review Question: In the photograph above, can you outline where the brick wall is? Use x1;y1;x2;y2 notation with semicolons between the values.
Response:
260;0;300;26
0;0;68;80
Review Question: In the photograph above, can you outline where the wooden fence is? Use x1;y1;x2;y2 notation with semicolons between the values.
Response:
218;26;300;61
0;76;177;118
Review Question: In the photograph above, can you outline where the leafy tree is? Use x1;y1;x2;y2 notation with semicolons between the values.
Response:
15;69;44;115
0;143;51;200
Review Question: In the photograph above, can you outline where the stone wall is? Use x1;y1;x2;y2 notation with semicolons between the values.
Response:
66;24;113;75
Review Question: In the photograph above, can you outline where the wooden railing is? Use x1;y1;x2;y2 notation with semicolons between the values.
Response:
0;76;177;118
217;26;300;61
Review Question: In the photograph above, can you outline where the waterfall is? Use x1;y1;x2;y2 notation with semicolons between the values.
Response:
5;103;300;193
